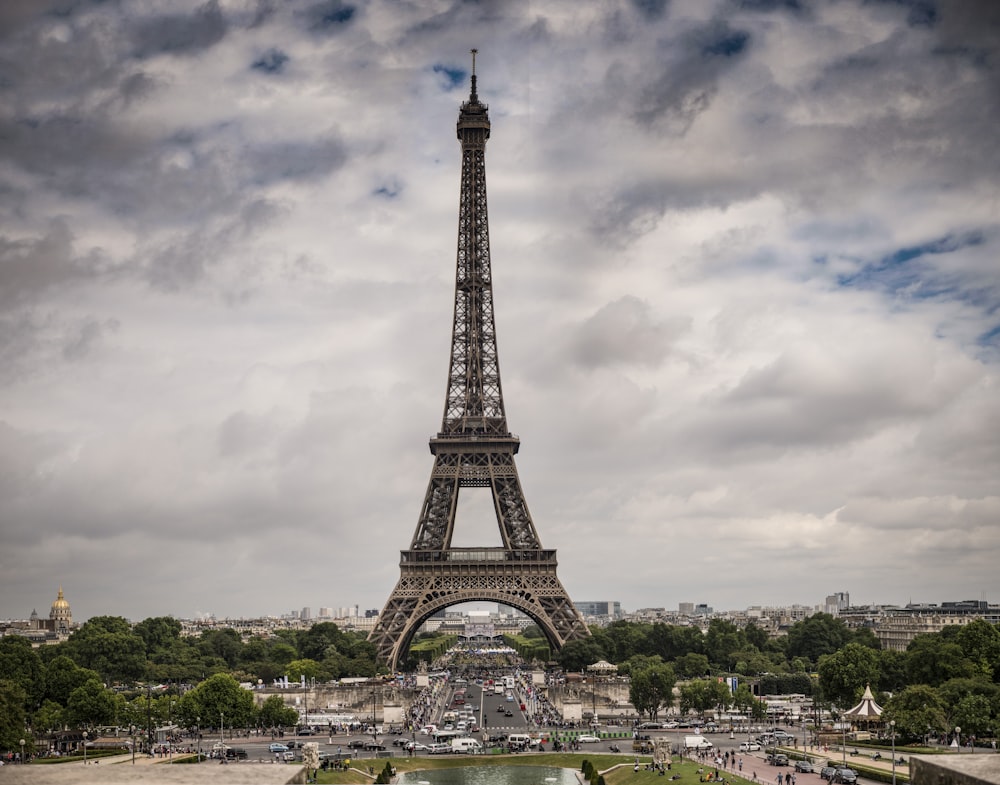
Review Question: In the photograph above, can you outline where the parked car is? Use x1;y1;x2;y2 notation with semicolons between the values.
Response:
577;734;601;743
740;742;762;752
834;768;859;784
769;754;789;766
795;761;814;773
820;767;837;781
268;743;289;753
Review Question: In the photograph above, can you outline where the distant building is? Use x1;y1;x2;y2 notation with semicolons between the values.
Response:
575;601;622;620
841;600;1000;651
825;592;850;615
0;587;76;646
301;607;312;621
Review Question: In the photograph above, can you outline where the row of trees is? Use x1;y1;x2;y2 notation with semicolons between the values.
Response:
0;617;374;753
585;617;1000;745
3;609;999;752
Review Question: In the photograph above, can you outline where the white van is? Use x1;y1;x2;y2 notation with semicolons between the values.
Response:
507;734;532;749
685;734;713;750
451;737;482;754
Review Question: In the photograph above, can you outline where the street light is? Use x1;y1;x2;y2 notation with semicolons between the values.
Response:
19;738;25;765
890;720;896;785
130;724;136;765
82;731;88;765
956;726;961;754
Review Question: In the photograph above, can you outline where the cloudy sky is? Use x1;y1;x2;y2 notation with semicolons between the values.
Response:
2;0;999;626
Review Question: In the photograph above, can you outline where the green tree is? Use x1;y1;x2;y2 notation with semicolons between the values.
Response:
675;653;711;679
33;699;65;735
785;614;852;665
186;673;256;729
43;656;101;705
286;659;323;682
629;663;676;720
62;616;146;683
259;694;299;728
951;694;992;738
198;629;244;669
679;678;731;717
0;636;44;708
0;680;28;753
66;678;120;728
883;684;947;742
817;643;880;708
133;616;183;654
955;620;1000;681
556;638;607;672
705;619;743;671
906;634;975;687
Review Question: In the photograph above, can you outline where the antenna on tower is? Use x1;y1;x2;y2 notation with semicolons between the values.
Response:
470;48;478;101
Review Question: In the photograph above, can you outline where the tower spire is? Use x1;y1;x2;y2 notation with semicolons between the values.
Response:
470;48;478;102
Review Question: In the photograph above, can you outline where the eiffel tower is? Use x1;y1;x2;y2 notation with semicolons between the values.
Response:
369;52;590;669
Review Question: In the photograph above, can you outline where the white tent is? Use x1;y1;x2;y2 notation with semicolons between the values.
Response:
845;684;883;721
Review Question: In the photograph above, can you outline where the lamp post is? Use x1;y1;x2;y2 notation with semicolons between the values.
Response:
956;726;961;754
82;731;88;765
196;717;201;761
220;711;225;754
19;738;25;765
890;720;896;785
146;684;153;755
130;724;136;765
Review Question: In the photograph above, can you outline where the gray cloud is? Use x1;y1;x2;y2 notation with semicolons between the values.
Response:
1;0;998;622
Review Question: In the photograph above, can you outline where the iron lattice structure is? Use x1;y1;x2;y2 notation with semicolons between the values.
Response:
369;56;590;669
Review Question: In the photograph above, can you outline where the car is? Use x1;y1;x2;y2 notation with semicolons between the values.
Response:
347;739;367;749
496;705;506;713
405;741;430;752
834;768;858;784
639;722;662;730
663;722;679;729
363;741;386;751
268;743;289;753
820;767;837;781
769;754;789;766
577;734;601;743
795;761;814;773
740;742;762;752
282;751;296;762
225;748;248;760
506;695;514;702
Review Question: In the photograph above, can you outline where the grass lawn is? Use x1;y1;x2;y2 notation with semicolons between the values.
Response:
314;753;753;785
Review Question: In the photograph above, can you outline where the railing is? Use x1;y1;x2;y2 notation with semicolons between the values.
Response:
401;548;556;564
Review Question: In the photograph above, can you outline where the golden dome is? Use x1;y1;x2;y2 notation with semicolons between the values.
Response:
52;587;70;609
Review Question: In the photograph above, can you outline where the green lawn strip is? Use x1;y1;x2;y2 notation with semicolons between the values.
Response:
312;753;729;785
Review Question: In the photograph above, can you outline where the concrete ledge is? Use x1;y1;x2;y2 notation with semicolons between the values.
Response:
0;762;308;785
910;754;1000;785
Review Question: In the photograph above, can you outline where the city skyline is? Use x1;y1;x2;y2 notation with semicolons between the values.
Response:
2;2;999;624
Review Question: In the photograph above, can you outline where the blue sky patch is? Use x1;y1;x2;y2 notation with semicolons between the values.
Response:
838;231;985;299
251;49;289;74
702;30;749;57
433;64;466;90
